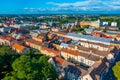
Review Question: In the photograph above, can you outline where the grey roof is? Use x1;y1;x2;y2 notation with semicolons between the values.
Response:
32;33;38;37
60;43;68;48
85;28;94;33
66;33;113;44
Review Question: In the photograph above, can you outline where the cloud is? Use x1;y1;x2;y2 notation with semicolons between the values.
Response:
47;1;90;7
47;0;120;11
23;0;120;13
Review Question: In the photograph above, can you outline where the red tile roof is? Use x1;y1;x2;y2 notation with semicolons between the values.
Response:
93;31;102;34
0;36;16;42
37;35;44;39
116;34;120;37
41;46;59;56
26;39;42;46
53;57;65;65
53;56;75;67
12;43;25;51
63;37;72;42
19;36;26;40
51;31;67;36
61;48;80;56
102;35;112;38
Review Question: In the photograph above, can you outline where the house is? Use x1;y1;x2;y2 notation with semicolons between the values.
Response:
30;30;39;37
49;57;84;80
78;40;110;51
102;34;112;38
108;26;119;31
82;58;109;80
102;22;108;26
92;31;103;37
49;56;108;80
84;28;94;35
61;48;80;63
9;28;29;34
60;43;68;48
100;26;106;30
80;21;91;27
111;22;117;27
39;23;49;29
0;27;11;33
11;33;26;40
12;43;29;54
80;20;100;28
0;36;17;46
25;39;42;51
0;23;2;26
116;34;120;41
49;57;71;79
68;44;119;63
51;31;67;37
66;33;113;45
11;24;34;29
52;43;61;50
32;35;44;42
41;46;59;57
77;52;101;67
62;37;72;43
61;48;101;66
51;27;60;32
47;32;57;40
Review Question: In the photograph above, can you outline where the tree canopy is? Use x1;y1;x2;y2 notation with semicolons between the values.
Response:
0;46;57;80
112;61;120;80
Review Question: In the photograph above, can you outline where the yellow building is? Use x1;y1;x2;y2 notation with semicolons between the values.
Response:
61;48;79;63
26;39;42;51
12;43;29;54
32;35;44;42
41;46;59;57
80;20;100;28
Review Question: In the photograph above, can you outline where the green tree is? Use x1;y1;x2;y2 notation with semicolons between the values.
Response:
3;54;57;80
2;76;17;80
39;56;57;79
11;55;38;79
112;61;120;80
0;46;19;79
0;46;57;80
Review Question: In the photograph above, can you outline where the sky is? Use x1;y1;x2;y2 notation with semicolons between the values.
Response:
0;0;120;14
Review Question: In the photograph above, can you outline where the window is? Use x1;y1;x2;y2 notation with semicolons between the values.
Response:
81;58;84;62
86;78;88;80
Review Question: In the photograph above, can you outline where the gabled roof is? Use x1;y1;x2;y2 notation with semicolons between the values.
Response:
41;46;59;56
63;37;72;42
37;35;44;39
60;43;68;48
77;46;109;57
89;58;109;80
53;57;65;65
0;36;16;42
26;39;42;46
12;43;25;51
61;48;80;56
62;47;101;61
52;56;75;67
52;56;88;77
66;33;113;44
51;31;67;36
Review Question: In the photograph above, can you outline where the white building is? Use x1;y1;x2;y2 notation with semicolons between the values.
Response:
0;27;11;33
66;33;113;45
103;22;108;26
111;22;117;27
